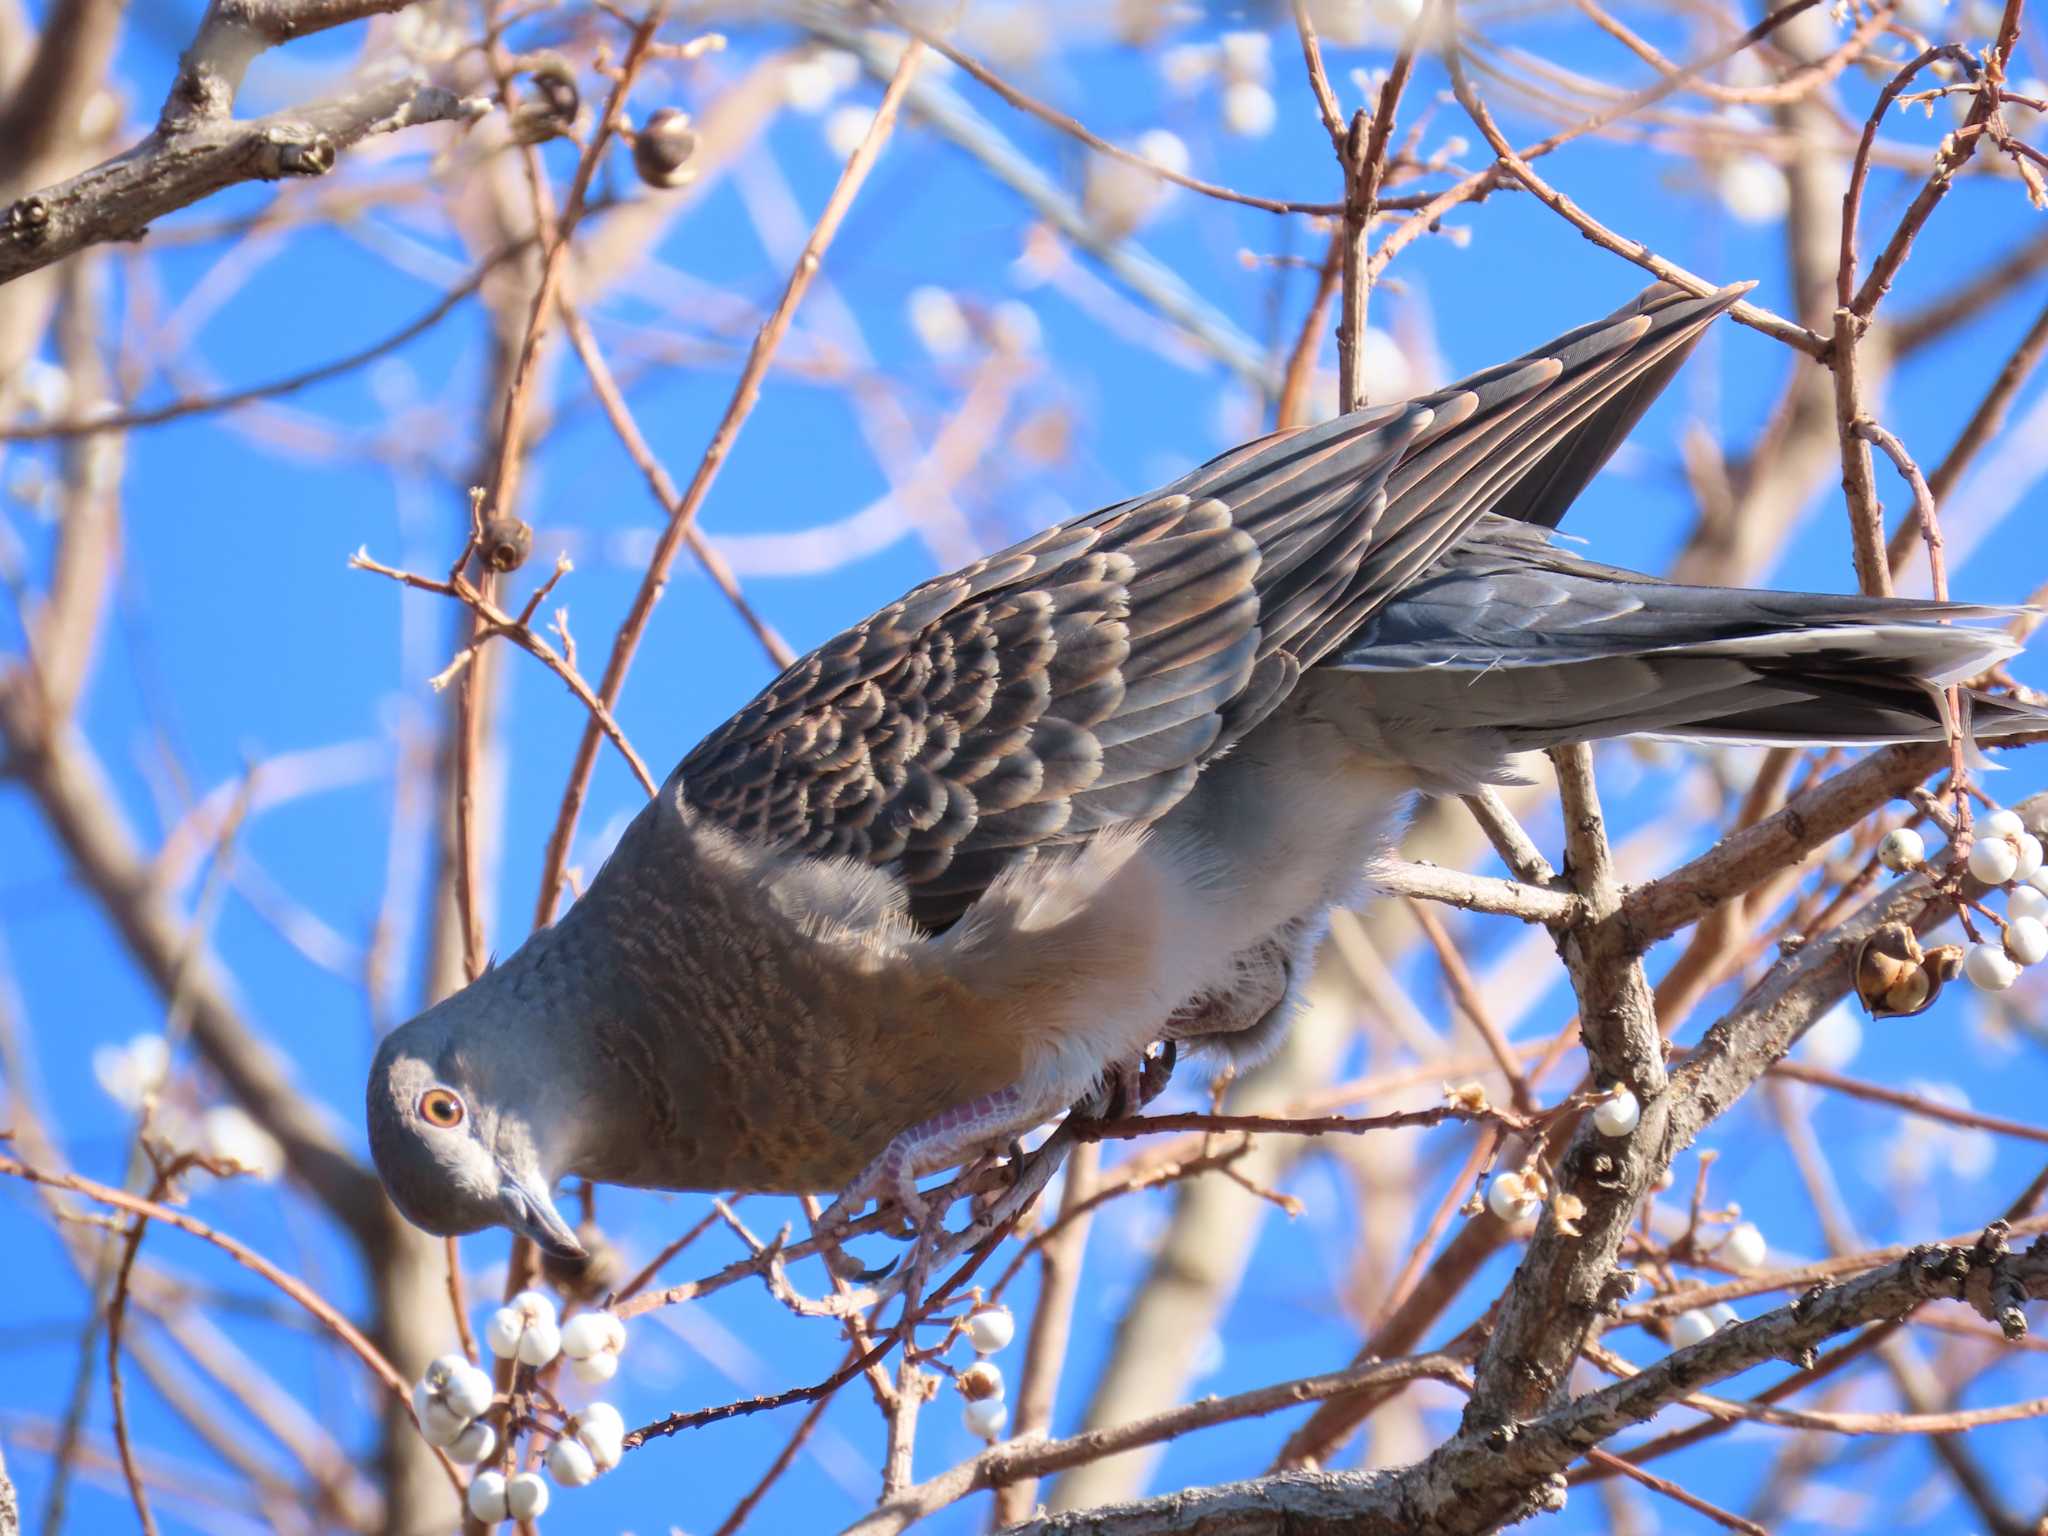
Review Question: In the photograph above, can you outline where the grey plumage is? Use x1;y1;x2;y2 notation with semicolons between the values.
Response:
367;284;2041;1257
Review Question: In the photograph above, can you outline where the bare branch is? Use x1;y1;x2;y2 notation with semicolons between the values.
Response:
1;73;484;286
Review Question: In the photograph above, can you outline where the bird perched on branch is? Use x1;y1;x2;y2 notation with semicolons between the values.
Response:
368;284;2039;1259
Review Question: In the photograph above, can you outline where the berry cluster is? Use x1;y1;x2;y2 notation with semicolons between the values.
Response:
408;1289;630;1526
955;1304;1016;1442
1879;809;2048;993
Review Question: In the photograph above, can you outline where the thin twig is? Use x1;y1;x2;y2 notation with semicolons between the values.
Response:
532;37;927;929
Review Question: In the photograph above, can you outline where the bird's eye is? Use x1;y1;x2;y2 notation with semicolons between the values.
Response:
417;1088;465;1129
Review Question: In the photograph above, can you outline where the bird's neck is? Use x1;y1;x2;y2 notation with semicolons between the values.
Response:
485;787;1003;1194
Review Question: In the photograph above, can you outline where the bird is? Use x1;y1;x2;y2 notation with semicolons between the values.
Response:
367;283;2040;1260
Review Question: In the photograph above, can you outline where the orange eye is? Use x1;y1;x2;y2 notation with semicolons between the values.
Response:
418;1088;465;1129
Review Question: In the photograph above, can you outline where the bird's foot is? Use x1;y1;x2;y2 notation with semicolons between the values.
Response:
819;1085;1031;1235
1077;1040;1178;1122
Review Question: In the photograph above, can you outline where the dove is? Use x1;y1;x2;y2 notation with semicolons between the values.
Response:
367;284;2040;1259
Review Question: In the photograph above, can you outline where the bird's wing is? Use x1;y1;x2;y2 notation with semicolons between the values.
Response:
677;284;1746;929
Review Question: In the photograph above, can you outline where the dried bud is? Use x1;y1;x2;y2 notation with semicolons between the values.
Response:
634;108;698;190
957;1360;1005;1401
1551;1191;1586;1237
480;515;532;573
1443;1080;1490;1114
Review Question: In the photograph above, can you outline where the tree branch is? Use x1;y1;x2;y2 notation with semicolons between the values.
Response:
0;0;484;286
1011;1232;2045;1536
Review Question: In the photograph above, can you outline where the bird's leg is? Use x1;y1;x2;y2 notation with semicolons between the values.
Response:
1159;925;1304;1067
821;1085;1031;1231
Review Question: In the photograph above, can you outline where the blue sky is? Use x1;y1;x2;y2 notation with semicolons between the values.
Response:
3;4;2046;1533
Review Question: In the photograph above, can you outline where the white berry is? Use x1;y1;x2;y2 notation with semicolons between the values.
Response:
1970;837;2020;885
570;1350;619;1384
445;1364;494;1421
2015;833;2045;882
1720;1221;1767;1270
1983;808;2025;839
2031;868;2048;897
583;1427;624;1471
483;1307;525;1359
963;1397;1009;1441
1668;1309;1717;1348
577;1403;625;1470
510;1290;558;1328
516;1318;562;1367
1965;942;2022;992
1877;827;1925;871
505;1471;549;1520
548;1434;599;1486
447;1419;497;1464
1707;1301;1741;1330
966;1306;1015;1355
2006;916;2048;966
2010;884;2048;925
1591;1086;1640;1138
561;1311;626;1361
1486;1172;1542;1223
413;1389;469;1447
466;1470;509;1524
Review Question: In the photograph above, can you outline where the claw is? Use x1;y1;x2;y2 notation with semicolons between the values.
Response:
1140;1040;1178;1106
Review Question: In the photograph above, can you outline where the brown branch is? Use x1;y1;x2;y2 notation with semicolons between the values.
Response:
1915;290;2048;520
884;0;1338;218
0;1151;454;1488
1580;1447;1766;1536
1012;1229;2045;1536
0;670;389;1245
1410;901;1534;1113
1458;744;1665;1433
0;239;531;441
1274;230;1341;429
348;546;657;796
1850;5;2027;321
991;1141;1098;1526
558;296;792;669
1076;1102;1520;1144
1373;858;1583;926
531;37;926;928
0;70;482;286
480;5;667;524
846;1352;1473;1536
1617;741;1946;950
1444;26;1824;358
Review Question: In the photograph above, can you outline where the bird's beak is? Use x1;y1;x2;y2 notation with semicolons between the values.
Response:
497;1167;586;1261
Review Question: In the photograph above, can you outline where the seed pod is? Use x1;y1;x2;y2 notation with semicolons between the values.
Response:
1854;922;1959;1019
480;515;531;573
527;54;580;123
634;108;698;190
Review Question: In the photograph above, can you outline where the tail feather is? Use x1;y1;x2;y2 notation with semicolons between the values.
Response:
1327;519;2044;751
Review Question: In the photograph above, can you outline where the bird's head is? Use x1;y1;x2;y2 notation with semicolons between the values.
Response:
366;1007;587;1262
